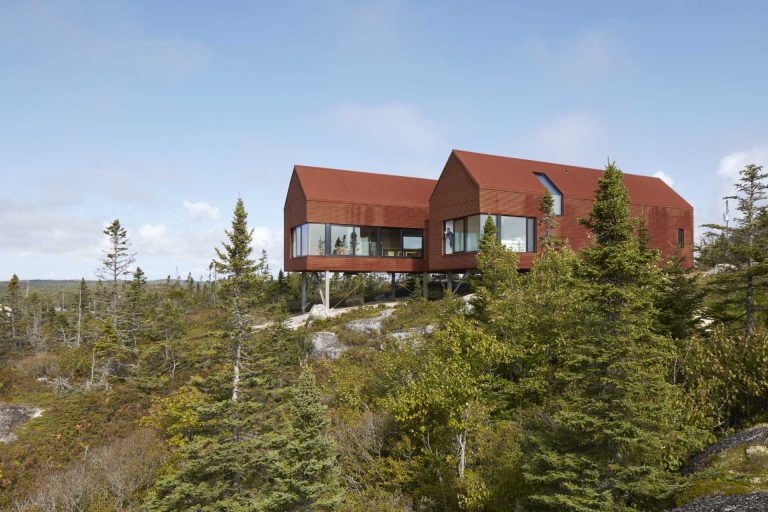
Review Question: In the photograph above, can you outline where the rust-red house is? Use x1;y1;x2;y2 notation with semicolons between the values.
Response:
284;150;693;305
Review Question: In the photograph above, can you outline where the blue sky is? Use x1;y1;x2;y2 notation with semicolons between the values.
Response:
2;0;767;279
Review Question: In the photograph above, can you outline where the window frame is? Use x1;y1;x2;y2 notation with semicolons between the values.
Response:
443;213;536;254
534;173;564;216
677;228;685;249
290;223;423;259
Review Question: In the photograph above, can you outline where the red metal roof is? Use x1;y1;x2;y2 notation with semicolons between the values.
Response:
293;165;436;208
452;150;692;209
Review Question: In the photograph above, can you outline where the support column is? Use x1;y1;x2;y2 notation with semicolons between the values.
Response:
446;272;453;294
300;272;308;312
324;270;330;310
390;272;396;300
422;272;429;299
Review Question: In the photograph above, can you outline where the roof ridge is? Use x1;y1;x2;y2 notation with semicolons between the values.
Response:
294;164;437;183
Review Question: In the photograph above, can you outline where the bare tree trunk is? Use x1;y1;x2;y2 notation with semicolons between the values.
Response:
456;404;470;479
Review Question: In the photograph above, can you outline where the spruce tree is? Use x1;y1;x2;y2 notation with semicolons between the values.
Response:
699;164;768;336
523;163;703;511
264;366;343;511
470;216;519;322
96;219;136;321
5;274;21;341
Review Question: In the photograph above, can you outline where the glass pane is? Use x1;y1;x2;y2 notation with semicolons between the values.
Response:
359;226;378;256
454;218;465;253
330;225;355;255
381;227;402;257
403;230;423;258
500;216;527;252
308;223;326;255
292;227;298;257
526;218;536;252
535;174;563;215
301;224;309;256
466;215;480;252
444;220;455;254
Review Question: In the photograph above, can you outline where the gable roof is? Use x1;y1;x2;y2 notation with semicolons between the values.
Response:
292;165;436;208
452;150;692;209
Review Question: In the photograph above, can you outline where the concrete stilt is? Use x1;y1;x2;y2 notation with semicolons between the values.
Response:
422;272;429;299
446;271;453;294
324;270;330;309
390;273;397;299
300;272;308;312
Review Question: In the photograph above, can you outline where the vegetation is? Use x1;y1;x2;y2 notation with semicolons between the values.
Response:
2;162;768;510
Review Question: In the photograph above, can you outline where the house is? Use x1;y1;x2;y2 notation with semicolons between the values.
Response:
284;150;693;308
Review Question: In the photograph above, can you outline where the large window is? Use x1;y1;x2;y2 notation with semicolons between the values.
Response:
291;224;422;258
443;214;535;254
535;173;563;215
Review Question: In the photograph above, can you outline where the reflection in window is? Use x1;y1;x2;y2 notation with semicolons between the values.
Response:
359;226;378;256
381;228;402;257
330;225;355;255
292;224;423;258
535;173;563;215
403;230;423;258
466;215;481;252
500;216;527;252
443;214;535;254
308;224;325;256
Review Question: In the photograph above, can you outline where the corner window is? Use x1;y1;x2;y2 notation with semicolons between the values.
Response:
292;224;422;258
535;173;563;215
444;214;535;254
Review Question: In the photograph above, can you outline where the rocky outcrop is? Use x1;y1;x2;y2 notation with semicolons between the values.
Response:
308;304;331;321
345;309;394;334
389;325;436;346
309;332;347;360
670;492;768;511
682;425;768;475
0;403;43;443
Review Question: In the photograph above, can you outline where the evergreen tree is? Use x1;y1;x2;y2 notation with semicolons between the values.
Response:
470;216;519;322
265;366;343;511
126;267;147;349
5;274;21;341
75;278;89;347
699;164;768;336
538;190;560;249
96;219;136;331
523;163;704;511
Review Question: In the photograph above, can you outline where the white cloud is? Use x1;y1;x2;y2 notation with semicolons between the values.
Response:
183;200;221;221
527;112;610;165
521;28;625;84
700;143;768;227
328;103;441;150
717;143;768;181
653;171;674;187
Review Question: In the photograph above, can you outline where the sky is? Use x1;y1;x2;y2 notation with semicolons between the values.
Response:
2;0;768;280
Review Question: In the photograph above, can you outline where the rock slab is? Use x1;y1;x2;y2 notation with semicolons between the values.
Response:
345;309;394;334
0;403;43;443
310;332;347;360
671;492;768;511
682;425;768;475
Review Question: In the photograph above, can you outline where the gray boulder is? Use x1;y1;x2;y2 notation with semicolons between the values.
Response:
682;425;768;475
345;309;394;334
0;404;43;443
670;492;768;511
310;332;347;360
308;304;331;321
